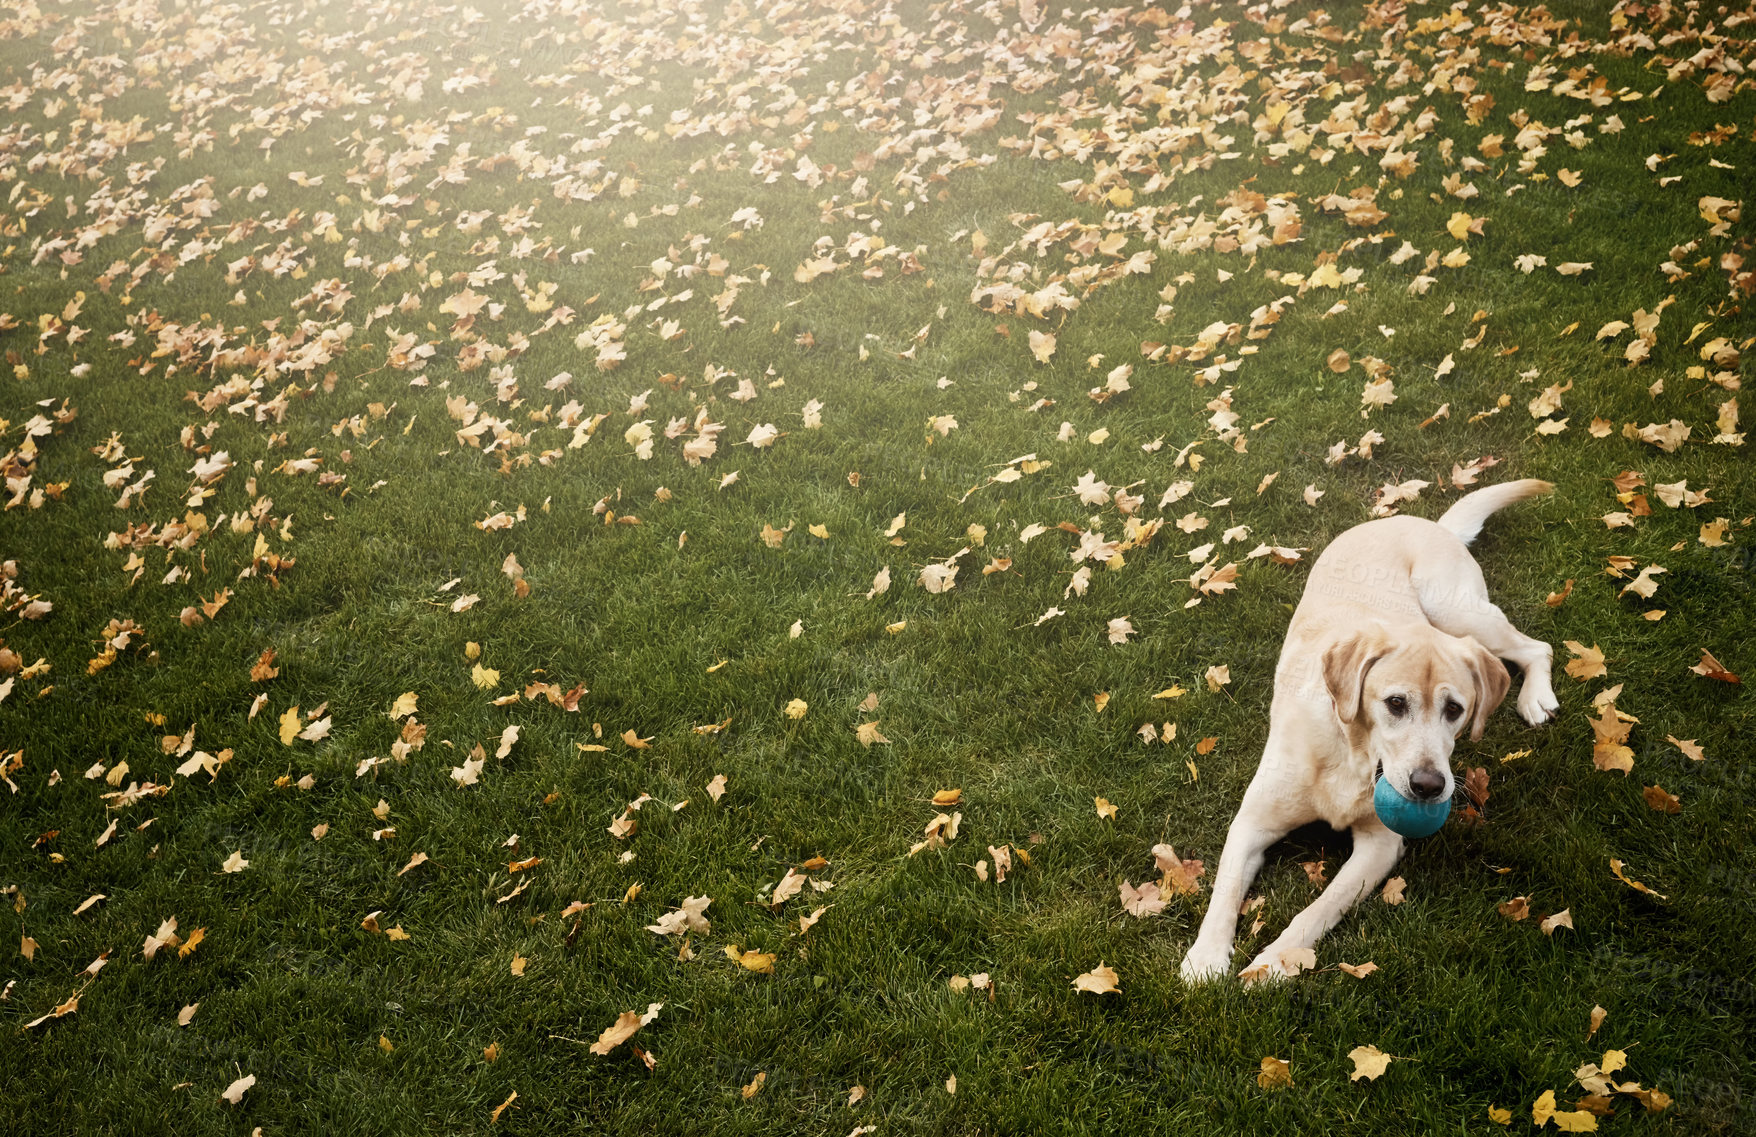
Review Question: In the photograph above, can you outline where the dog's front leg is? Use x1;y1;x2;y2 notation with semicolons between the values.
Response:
1241;822;1403;982
1180;779;1291;983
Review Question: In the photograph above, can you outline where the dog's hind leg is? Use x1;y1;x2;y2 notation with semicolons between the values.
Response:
1414;561;1558;725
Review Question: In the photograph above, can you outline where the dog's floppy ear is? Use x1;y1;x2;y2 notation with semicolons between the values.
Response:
1321;627;1391;725
1461;637;1511;741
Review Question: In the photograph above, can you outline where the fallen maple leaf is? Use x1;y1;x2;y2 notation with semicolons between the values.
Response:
725;945;776;974
770;869;805;909
1689;648;1740;683
646;896;712;936
1118;879;1165;918
1348;1045;1396;1082
1258;1056;1293;1089
220;1074;255;1105
142;917;181;959
1072;962;1120;995
1609;858;1667;899
1152;844;1204;895
1618;564;1666;600
1642;784;1681;814
798;905;832;936
1028;329;1056;363
1562;641;1606;680
588;1003;662;1055
918;562;958;594
1360;377;1396;416
1666;736;1704;761
1589;699;1634;774
278;705;301;745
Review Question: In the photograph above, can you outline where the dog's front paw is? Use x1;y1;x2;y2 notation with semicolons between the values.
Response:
1179;943;1232;985
1518;683;1559;726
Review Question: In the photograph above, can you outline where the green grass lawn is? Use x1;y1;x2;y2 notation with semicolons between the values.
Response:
3;0;1753;1132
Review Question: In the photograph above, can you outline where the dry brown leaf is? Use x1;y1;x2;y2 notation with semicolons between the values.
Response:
1258;1056;1293;1089
1609;858;1667;899
1642;784;1681;814
588;1003;663;1055
1152;844;1205;895
1689;648;1740;684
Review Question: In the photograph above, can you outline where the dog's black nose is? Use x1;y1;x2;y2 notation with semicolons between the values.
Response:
1407;767;1447;801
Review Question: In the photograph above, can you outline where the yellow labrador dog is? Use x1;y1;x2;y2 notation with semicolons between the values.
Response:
1180;479;1556;983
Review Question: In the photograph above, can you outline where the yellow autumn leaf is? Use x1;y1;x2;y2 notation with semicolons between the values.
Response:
724;945;775;973
1348;1044;1395;1081
278;705;301;745
1072;961;1120;995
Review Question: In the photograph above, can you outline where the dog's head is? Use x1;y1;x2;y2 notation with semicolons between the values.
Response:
1322;623;1510;803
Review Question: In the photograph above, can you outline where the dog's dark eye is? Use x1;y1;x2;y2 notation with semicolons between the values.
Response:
1444;700;1465;722
1385;695;1408;715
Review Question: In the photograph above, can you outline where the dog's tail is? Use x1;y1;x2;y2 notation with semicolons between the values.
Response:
1436;479;1554;546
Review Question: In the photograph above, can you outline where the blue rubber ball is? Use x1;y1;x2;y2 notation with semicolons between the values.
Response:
1373;776;1451;839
